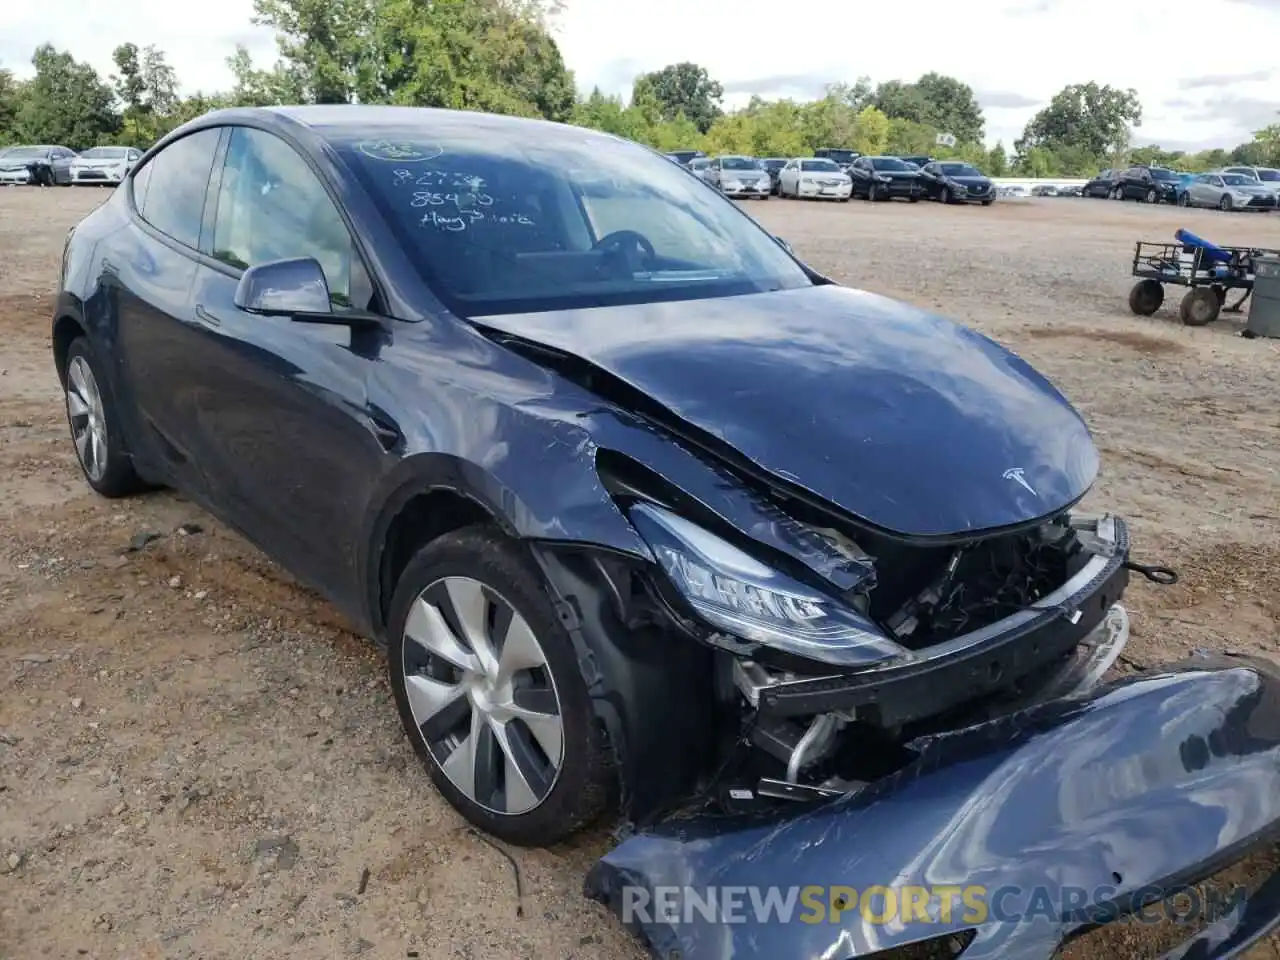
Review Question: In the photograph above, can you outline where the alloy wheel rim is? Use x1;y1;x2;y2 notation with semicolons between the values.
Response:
402;576;564;816
66;355;108;482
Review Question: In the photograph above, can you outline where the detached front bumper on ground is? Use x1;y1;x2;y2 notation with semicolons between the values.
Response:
588;651;1280;959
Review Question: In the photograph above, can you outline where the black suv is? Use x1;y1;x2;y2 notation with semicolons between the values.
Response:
813;147;860;171
1112;165;1180;204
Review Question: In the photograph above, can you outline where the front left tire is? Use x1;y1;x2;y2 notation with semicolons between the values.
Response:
387;526;615;847
63;338;147;497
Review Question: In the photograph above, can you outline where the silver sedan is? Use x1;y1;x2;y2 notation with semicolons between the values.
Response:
1179;172;1278;212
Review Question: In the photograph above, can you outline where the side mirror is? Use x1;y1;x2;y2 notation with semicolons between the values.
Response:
234;257;332;316
774;236;794;254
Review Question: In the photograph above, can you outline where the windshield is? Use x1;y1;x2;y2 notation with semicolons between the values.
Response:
339;128;811;317
3;146;49;159
1150;168;1179;181
1221;174;1253;186
720;156;761;171
870;158;911;171
79;147;128;159
1258;169;1280;182
800;159;841;172
938;162;982;177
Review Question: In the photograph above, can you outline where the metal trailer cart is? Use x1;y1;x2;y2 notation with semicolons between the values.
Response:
1127;229;1280;326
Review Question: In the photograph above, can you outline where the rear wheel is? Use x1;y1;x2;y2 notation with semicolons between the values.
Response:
1128;279;1164;316
62;338;147;498
387;526;614;847
1179;287;1221;326
1112;186;1123;200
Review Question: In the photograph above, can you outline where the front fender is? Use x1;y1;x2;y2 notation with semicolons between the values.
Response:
587;653;1280;960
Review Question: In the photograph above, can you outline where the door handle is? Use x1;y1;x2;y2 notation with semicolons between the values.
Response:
365;411;402;452
194;304;221;327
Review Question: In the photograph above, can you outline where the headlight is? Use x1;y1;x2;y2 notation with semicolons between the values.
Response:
949;180;967;192
723;179;741;189
876;174;892;183
629;503;907;666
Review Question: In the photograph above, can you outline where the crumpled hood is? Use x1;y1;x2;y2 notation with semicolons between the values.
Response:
586;654;1280;960
476;284;1098;538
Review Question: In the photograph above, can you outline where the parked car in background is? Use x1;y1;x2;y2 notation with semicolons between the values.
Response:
848;155;924;201
1178;172;1278;211
688;156;713;182
760;157;787;195
703;155;771;199
898;155;933;169
813;147;860;171
1081;169;1117;198
776;157;852;200
1111;165;1180;203
665;149;705;167
70;146;143;185
1222;165;1280;198
0;144;77;185
917;160;994;204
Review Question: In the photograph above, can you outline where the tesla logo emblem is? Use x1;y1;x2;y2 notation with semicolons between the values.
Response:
1003;467;1038;497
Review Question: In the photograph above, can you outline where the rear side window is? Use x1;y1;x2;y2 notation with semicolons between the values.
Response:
135;129;221;249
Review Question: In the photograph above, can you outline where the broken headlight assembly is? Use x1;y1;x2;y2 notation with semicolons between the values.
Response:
628;503;908;668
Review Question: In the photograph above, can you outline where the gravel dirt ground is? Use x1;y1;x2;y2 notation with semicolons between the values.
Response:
1;185;1278;960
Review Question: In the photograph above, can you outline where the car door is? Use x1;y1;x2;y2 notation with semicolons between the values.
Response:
183;124;393;606
109;127;224;494
850;157;871;195
920;163;941;198
778;161;794;195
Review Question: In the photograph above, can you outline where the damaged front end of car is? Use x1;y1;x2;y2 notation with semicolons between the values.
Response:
584;652;1280;960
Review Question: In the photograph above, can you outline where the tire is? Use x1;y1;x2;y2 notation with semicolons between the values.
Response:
1128;279;1164;316
908;196;920;203
1145;188;1158;204
1219;195;1232;212
62;338;147;498
1178;192;1191;207
386;526;615;847
868;183;880;201
981;199;993;206
1112;186;1123;201
939;187;950;204
1179;287;1221;327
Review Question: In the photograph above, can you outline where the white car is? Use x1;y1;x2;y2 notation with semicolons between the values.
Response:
1221;165;1280;200
70;146;143;186
777;157;852;201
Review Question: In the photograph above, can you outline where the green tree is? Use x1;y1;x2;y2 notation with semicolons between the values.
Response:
1252;124;1280;166
110;43;181;146
0;67;24;144
872;79;928;124
632;62;723;133
985;142;1008;176
1015;82;1142;163
913;72;984;143
849;105;889;156
12;44;118;147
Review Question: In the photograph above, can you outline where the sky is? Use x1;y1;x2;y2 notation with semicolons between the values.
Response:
2;0;1278;151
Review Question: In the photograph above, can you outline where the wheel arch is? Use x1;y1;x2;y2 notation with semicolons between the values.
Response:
51;293;88;385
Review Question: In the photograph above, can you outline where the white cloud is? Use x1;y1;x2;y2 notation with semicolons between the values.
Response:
3;0;1278;149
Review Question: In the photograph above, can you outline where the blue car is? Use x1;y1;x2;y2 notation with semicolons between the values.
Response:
52;105;1280;959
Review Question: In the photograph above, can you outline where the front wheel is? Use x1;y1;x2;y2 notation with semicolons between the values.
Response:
1178;192;1191;207
867;183;880;201
387;526;615;847
1145;188;1158;204
939;187;950;204
1128;279;1164;316
1219;195;1233;212
1112;186;1123;201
